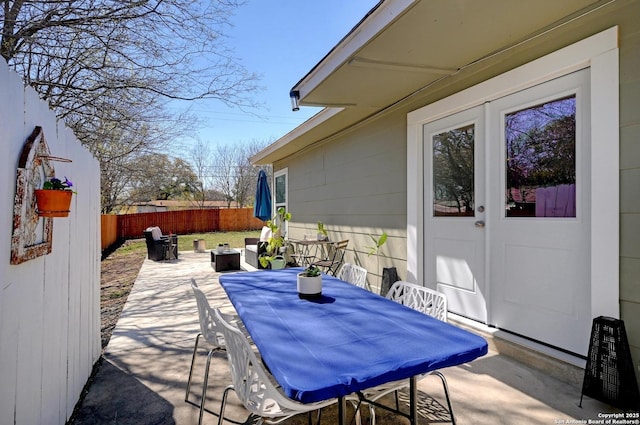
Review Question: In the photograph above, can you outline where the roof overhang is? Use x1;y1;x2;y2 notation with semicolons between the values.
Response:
252;0;607;165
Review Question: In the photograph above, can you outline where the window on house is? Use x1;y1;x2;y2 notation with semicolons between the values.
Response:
273;168;288;235
274;168;287;206
504;95;576;218
432;124;475;217
274;166;288;210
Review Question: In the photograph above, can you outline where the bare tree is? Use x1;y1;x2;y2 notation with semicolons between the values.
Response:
212;144;237;208
100;152;132;214
188;139;212;208
2;0;262;212
78;90;194;212
2;1;259;108
206;139;272;208
239;139;273;206
235;153;254;207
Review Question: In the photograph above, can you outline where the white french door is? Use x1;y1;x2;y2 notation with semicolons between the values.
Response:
423;105;487;323
488;69;591;355
423;69;591;355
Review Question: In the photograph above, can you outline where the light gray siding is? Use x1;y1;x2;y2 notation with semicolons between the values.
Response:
276;110;409;290
618;1;640;383
278;0;640;382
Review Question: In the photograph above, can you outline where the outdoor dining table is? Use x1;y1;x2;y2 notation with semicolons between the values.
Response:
218;268;488;425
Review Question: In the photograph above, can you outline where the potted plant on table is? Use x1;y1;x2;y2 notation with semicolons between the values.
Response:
297;265;322;299
35;176;74;217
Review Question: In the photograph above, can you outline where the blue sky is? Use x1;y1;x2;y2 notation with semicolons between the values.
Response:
175;1;377;150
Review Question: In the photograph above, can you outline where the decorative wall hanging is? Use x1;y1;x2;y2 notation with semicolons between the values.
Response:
10;126;70;264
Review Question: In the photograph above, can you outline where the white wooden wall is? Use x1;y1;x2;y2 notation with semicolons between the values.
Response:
0;60;101;425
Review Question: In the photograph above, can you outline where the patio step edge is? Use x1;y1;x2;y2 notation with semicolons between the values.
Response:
449;314;586;388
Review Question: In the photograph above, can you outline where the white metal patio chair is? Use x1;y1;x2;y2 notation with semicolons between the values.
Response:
185;279;240;425
337;263;370;291
362;281;454;425
214;309;342;425
385;280;447;321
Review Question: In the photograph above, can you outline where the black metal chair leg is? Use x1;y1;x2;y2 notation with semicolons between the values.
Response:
217;385;234;425
185;333;202;402
432;371;455;425
198;348;216;425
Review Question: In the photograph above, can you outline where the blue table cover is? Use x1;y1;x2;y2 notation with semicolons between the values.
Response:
219;268;488;403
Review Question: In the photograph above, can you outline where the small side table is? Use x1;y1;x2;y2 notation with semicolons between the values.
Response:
163;237;177;261
211;249;241;272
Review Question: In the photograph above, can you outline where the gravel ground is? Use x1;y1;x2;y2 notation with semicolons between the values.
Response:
100;240;146;348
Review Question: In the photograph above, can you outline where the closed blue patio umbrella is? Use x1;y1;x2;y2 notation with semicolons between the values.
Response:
254;170;272;221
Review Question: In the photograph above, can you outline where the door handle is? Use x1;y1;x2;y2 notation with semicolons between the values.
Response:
475;221;485;228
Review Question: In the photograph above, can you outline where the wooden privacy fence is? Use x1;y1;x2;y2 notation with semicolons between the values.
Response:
101;215;118;250
101;208;265;250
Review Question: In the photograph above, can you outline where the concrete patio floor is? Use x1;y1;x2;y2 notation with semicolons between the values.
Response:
70;250;620;425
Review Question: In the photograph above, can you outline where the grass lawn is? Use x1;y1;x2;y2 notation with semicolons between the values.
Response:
108;230;261;257
177;230;260;252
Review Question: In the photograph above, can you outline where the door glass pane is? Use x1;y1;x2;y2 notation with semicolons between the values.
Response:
505;96;576;218
432;124;475;217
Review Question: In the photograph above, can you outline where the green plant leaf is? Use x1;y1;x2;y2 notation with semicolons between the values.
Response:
366;232;387;256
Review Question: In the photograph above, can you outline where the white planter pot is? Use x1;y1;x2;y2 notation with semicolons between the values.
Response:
216;246;224;254
297;273;322;299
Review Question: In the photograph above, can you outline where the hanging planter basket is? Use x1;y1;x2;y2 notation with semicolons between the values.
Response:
35;189;73;217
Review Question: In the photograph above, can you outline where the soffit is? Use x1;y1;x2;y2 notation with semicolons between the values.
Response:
253;0;605;165
299;0;601;109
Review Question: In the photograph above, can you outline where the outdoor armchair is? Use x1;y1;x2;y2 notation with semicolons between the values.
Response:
143;226;178;261
244;226;271;269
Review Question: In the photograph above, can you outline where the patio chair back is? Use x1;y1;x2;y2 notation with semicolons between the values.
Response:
386;281;448;322
337;263;370;291
186;279;228;425
214;309;337;424
312;239;349;276
366;282;453;423
191;279;225;347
